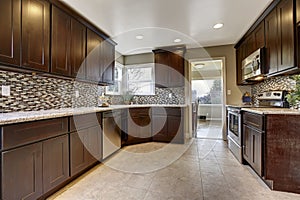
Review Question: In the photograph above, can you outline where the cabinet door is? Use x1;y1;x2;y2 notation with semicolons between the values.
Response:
70;19;86;79
86;126;102;164
51;6;71;76
152;115;168;142
243;125;252;163
297;0;300;23
253;22;265;50
101;41;115;84
245;34;255;56
236;41;247;85
277;0;295;72
155;52;170;87
22;0;50;72
43;135;69;193
251;129;262;176
167;115;184;143
86;29;103;83
70;131;89;176
265;8;278;75
2;143;43;200
169;53;184;87
0;0;21;66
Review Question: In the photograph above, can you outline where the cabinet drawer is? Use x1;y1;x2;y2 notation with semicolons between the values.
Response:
129;108;150;117
167;108;182;116
152;107;168;116
1;117;68;150
70;113;101;132
243;112;264;130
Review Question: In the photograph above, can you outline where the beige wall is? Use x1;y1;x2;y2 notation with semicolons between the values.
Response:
186;44;250;105
124;53;154;65
115;51;125;64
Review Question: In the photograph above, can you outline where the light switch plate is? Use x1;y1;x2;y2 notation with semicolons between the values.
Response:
2;85;11;96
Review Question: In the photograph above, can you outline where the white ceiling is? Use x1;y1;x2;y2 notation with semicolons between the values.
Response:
62;0;273;55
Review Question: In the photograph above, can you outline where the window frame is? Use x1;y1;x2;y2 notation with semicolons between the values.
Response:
125;63;155;95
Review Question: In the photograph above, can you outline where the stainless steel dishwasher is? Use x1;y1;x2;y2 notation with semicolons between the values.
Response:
102;111;121;159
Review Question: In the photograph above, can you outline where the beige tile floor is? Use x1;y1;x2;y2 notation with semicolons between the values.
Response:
48;139;300;200
196;120;223;139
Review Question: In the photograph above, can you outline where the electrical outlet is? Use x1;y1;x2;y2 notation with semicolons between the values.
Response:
227;90;231;95
75;90;79;98
2;85;10;96
169;93;172;98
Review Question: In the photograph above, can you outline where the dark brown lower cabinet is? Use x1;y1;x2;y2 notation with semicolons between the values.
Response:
122;108;152;146
70;126;102;177
2;143;43;200
1;134;70;200
152;108;184;144
243;125;262;175
43;134;69;193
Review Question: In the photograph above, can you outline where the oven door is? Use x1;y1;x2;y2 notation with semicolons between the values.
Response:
227;110;242;146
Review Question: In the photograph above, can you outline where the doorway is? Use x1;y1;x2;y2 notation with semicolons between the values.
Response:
190;59;225;139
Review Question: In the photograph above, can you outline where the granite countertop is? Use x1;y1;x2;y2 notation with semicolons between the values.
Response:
0;104;187;126
241;107;300;115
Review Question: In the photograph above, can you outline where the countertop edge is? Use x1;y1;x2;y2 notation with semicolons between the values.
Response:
0;104;187;126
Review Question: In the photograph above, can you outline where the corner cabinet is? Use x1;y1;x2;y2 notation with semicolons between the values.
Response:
22;0;50;72
152;107;184;144
153;46;186;88
265;0;295;75
122;108;152;146
0;0;21;66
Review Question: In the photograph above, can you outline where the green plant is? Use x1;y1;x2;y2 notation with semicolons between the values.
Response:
286;75;300;108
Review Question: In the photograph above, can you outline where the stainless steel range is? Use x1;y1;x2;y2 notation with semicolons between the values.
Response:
227;106;243;163
227;90;289;163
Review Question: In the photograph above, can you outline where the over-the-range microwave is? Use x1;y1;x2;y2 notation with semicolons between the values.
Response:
242;48;266;82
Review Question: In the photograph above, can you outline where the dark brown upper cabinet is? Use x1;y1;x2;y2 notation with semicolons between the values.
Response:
0;0;21;66
51;6;71;76
22;0;50;72
236;41;247;85
153;46;186;88
236;21;265;85
70;19;86;79
86;29;103;83
51;6;87;78
86;29;115;85
265;0;295;75
297;0;300;23
101;41;115;85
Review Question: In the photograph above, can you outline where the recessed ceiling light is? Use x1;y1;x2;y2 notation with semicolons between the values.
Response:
135;35;144;40
213;23;224;29
174;38;181;43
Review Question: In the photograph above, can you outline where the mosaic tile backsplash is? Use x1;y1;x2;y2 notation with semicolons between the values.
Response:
0;70;99;112
0;69;185;113
251;76;296;105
